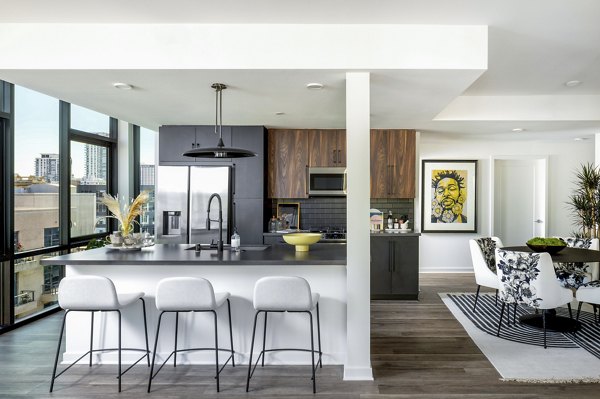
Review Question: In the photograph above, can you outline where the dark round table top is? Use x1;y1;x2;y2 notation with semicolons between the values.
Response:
502;246;600;263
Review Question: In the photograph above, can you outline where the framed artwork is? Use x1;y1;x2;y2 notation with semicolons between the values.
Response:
277;202;300;230
421;160;477;233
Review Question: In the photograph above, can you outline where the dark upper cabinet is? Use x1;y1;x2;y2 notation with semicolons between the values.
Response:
158;125;197;163
371;235;419;299
370;129;416;198
308;129;346;167
232;126;266;199
267;129;309;198
158;125;232;164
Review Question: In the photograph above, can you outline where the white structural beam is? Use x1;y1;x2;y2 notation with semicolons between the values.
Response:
344;72;373;380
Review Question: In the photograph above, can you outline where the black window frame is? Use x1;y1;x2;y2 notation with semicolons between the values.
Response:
0;83;119;333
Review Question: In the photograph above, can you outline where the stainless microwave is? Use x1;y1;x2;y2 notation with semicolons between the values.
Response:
308;167;347;196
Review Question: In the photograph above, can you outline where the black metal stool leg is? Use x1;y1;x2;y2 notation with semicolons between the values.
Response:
513;303;517;325
118;310;122;392
261;312;268;367
148;311;164;393
212;310;220;392
576;302;583;323
543;311;547;349
174;311;179;367
308;311;316;394
316;303;322;368
567;303;573;319
227;299;235;367
50;311;68;393
473;285;481;312
140;298;150;366
246;311;260;392
495;289;498;306
89;311;94;367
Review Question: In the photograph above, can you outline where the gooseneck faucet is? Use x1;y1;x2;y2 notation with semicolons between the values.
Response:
206;193;224;252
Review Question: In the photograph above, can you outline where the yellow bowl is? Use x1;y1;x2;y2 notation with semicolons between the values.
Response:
282;233;322;252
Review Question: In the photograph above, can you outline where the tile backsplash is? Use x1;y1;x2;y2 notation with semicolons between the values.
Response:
269;198;414;230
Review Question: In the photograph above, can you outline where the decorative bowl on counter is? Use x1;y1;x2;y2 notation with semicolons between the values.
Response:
282;233;322;252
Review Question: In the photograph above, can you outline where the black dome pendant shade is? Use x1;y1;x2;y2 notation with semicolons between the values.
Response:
183;83;257;159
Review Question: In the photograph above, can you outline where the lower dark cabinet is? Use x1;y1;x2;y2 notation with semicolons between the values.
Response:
371;235;419;300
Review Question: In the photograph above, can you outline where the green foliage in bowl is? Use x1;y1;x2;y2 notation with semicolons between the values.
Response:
526;237;566;254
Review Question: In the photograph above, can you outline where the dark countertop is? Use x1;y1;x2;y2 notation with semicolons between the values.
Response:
370;231;421;237
41;243;347;266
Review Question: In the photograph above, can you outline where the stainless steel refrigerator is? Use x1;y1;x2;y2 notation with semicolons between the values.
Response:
156;165;231;245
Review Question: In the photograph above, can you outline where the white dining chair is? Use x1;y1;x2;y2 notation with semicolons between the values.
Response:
554;237;599;288
575;280;600;325
469;237;503;312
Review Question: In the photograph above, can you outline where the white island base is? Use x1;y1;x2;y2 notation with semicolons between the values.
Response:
63;263;347;367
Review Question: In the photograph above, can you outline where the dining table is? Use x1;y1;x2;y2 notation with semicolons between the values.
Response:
502;245;600;332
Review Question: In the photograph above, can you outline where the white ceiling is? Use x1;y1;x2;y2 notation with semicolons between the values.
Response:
1;0;600;140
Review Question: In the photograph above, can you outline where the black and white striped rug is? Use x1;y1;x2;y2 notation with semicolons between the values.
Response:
447;293;600;360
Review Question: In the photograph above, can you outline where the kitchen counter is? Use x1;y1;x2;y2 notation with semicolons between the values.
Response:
41;243;347;266
42;243;347;368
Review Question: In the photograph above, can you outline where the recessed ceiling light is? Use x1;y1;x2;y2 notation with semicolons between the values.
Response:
113;82;133;90
565;80;582;87
275;111;285;115
306;82;324;90
574;137;589;141
511;128;525;132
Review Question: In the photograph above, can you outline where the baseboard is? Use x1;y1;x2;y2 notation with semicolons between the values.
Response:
343;366;374;381
420;267;474;273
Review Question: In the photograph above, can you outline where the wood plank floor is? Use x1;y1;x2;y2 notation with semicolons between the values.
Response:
0;273;598;398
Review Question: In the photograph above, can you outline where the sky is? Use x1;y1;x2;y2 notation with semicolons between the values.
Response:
13;85;156;179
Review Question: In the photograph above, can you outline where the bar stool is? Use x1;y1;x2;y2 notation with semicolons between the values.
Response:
246;276;322;393
147;277;235;393
50;275;150;393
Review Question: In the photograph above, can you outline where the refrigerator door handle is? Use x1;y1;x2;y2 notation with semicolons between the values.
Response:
232;163;236;195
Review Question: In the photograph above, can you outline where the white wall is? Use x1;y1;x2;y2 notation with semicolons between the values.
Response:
418;133;594;272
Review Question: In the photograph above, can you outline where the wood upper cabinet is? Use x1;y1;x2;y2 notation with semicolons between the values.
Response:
370;129;416;198
267;129;309;198
308;129;346;167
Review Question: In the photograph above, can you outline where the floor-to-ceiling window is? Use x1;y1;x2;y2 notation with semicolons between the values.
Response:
0;81;119;330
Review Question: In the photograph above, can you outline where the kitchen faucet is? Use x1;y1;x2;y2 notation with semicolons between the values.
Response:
206;193;224;252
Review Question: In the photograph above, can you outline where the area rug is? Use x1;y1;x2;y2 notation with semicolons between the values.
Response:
440;293;600;383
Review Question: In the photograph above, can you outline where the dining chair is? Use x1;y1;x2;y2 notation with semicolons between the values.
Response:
575;280;600;325
554;237;599;288
469;237;503;312
495;249;574;348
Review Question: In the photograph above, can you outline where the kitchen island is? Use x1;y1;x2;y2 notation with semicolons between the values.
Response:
42;243;347;367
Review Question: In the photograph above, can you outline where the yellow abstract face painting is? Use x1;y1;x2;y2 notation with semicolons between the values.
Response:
431;169;468;223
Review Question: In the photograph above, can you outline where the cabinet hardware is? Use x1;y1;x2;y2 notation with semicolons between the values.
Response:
305;165;309;195
338;150;341;164
232;164;236;195
333;149;337;164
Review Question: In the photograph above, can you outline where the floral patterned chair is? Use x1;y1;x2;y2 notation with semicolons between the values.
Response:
554;237;599;289
495;249;574;348
469;237;504;312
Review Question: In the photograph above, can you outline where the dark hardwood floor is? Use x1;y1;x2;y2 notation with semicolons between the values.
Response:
0;273;597;398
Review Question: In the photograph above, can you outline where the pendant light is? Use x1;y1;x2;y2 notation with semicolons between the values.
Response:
183;83;256;158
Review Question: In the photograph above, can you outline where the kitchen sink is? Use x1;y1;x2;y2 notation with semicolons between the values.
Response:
185;244;270;251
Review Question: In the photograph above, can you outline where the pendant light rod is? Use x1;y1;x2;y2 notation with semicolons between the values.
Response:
182;82;256;159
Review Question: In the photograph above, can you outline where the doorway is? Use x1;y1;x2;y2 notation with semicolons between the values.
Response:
492;157;547;246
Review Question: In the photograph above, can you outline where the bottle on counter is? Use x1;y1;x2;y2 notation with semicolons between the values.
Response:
387;210;393;230
393;218;399;230
269;216;278;232
231;228;241;252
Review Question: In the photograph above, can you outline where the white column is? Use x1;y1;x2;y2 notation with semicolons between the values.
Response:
344;72;373;380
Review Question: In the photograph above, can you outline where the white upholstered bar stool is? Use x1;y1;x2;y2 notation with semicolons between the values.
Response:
245;276;322;394
147;277;235;393
50;275;150;393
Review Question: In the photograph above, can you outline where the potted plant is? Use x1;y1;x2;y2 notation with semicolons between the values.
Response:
567;163;600;238
99;191;150;242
